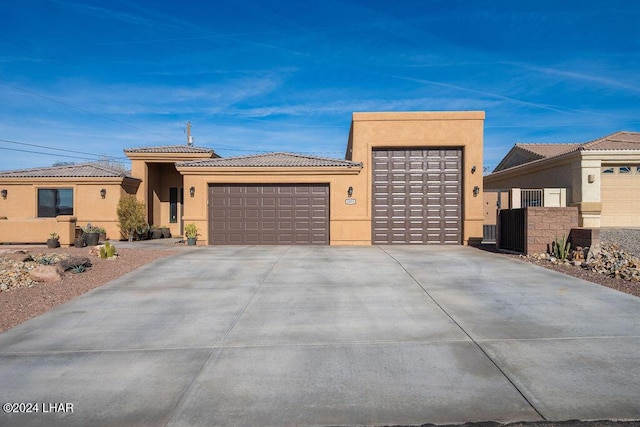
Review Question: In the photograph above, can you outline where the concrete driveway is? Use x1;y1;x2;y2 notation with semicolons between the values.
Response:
1;245;639;426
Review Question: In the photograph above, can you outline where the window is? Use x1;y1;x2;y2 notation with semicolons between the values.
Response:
38;188;73;217
619;166;631;174
169;187;178;223
602;167;614;174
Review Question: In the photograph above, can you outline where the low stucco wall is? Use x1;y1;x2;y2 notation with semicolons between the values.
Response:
0;216;77;246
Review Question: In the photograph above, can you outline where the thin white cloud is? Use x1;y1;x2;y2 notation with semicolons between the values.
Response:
504;61;640;95
389;74;572;114
53;0;172;30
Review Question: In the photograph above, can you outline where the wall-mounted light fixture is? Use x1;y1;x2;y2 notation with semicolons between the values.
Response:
473;186;480;197
1;189;6;199
471;166;477;174
100;188;107;199
588;174;595;183
347;186;353;198
190;186;196;198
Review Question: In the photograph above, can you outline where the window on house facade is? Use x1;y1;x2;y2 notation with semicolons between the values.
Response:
169;187;178;223
37;188;73;217
602;167;614;174
637;166;640;174
619;166;631;174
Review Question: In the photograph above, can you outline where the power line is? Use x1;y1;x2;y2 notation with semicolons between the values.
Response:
0;146;126;164
0;138;128;161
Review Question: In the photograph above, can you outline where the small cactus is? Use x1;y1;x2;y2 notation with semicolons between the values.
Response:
99;242;117;259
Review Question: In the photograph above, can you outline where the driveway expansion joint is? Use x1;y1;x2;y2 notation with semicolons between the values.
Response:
162;245;292;426
378;245;548;422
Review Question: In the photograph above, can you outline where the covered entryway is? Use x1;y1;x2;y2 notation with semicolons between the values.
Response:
208;184;329;244
372;148;462;244
601;165;640;227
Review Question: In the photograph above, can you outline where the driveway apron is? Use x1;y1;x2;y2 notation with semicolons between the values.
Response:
0;245;639;426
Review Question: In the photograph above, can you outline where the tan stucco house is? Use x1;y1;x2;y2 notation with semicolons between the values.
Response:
484;131;640;228
0;163;141;246
0;111;486;246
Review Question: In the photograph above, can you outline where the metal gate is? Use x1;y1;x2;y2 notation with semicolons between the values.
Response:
498;208;525;253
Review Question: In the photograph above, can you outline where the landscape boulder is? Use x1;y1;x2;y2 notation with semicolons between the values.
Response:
56;257;92;273
29;265;62;283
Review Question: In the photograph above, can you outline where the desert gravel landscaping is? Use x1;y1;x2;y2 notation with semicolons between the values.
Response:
0;245;176;333
506;228;640;298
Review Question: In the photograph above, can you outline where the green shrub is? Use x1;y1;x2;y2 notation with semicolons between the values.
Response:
117;195;146;242
184;223;198;239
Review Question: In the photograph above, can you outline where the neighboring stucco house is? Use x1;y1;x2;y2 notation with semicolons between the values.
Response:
0;111;486;246
484;131;640;228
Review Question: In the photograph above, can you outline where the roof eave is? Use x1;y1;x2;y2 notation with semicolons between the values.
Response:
0;176;140;184
581;149;640;161
485;150;581;183
176;165;363;176
125;152;216;162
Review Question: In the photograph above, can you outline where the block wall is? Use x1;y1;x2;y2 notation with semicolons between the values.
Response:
525;207;579;254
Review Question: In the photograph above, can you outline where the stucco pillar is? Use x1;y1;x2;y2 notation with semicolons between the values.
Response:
572;157;602;227
510;188;521;208
55;215;77;247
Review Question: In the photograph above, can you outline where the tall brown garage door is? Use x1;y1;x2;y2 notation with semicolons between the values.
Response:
208;184;329;245
372;148;462;244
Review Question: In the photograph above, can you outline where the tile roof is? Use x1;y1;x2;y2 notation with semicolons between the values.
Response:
124;145;214;154
178;152;363;168
0;163;134;178
580;131;640;151
493;131;640;173
515;143;581;158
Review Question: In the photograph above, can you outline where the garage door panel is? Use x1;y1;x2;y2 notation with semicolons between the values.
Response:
262;221;276;231
229;209;242;219
601;166;640;227
373;148;461;244
208;184;329;244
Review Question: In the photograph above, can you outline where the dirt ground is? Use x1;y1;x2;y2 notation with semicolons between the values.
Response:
0;246;175;333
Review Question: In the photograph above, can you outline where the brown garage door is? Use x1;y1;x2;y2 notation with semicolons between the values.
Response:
372;148;462;244
208;184;329;245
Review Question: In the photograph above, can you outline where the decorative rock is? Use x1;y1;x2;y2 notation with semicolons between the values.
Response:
57;257;92;272
583;243;640;282
29;265;62;283
89;245;103;257
528;242;640;284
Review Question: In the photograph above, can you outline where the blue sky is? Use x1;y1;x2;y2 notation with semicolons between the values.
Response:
1;0;638;172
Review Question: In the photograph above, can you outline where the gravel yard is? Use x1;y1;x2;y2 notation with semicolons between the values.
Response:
0;245;176;333
600;228;640;257
501;228;640;298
